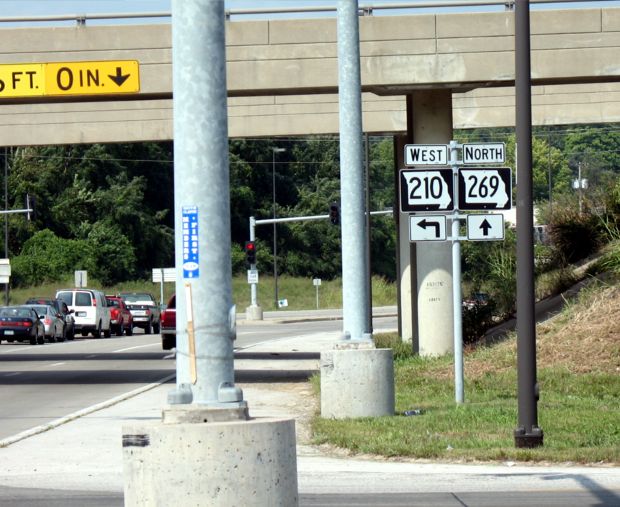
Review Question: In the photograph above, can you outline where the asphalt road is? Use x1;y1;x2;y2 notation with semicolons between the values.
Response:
0;488;618;507
0;311;398;439
1;309;618;506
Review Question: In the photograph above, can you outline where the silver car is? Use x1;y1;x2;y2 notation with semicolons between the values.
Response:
29;304;65;342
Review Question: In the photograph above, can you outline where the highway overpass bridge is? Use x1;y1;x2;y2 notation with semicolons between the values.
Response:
1;2;619;351
0;5;619;145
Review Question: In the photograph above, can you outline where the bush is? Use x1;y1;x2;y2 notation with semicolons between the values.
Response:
547;202;603;264
462;298;497;344
11;229;94;287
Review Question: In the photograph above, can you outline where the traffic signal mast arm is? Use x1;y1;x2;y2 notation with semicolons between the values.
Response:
250;208;392;230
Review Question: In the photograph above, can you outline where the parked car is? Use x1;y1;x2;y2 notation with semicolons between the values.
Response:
105;295;134;336
24;297;75;340
0;306;45;345
29;304;65;342
160;293;176;350
119;292;161;334
55;288;112;338
462;292;490;310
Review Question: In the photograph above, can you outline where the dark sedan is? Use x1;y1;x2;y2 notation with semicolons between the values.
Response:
0;306;45;345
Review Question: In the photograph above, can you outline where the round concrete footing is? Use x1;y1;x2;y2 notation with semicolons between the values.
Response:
320;348;395;418
123;417;298;506
245;304;264;321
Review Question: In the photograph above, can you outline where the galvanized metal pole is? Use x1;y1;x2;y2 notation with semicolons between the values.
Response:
338;0;371;341
3;148;8;305
514;0;543;447
171;0;244;409
450;141;464;404
364;132;373;333
249;216;258;307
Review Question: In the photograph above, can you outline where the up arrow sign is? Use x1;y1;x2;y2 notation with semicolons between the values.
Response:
466;214;505;241
479;219;492;236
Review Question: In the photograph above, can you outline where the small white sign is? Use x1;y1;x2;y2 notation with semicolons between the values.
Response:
462;143;505;164
313;278;321;286
74;270;87;288
247;269;259;284
278;298;288;308
0;259;10;278
404;144;449;166
409;215;447;242
152;267;176;283
466;214;505;241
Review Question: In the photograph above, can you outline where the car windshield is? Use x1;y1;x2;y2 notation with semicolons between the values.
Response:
107;299;120;307
30;305;50;316
0;307;32;318
122;294;152;303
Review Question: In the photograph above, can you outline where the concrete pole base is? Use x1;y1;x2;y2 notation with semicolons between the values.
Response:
320;348;395;418
245;304;264;321
123;417;298;506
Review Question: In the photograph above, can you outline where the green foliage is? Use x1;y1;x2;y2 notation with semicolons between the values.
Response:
547;196;604;263
11;229;93;286
374;332;413;361
86;222;136;285
462;298;497;344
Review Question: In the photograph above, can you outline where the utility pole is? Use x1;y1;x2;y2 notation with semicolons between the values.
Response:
272;147;285;309
514;0;543;448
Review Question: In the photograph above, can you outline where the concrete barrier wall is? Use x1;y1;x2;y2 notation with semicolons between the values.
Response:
0;6;619;145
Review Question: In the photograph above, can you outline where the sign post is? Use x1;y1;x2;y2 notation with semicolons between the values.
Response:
401;140;512;404
313;278;321;309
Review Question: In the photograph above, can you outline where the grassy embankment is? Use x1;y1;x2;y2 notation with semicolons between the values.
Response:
311;275;620;464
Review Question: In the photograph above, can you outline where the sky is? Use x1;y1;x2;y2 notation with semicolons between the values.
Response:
1;0;620;25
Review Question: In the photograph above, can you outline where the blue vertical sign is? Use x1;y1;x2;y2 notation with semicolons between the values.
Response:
182;206;199;278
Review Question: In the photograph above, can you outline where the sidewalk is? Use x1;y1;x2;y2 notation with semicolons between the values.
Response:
1;328;619;501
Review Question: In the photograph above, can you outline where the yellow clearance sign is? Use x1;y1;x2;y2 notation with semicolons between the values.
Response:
0;60;140;98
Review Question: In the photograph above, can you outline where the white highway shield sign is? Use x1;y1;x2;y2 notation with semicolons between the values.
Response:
466;214;505;241
400;169;454;212
404;144;448;166
409;215;447;241
458;167;512;210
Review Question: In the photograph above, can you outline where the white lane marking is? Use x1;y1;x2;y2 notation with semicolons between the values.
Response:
0;346;37;354
48;362;66;367
0;373;176;448
85;354;97;359
113;343;159;353
3;372;20;377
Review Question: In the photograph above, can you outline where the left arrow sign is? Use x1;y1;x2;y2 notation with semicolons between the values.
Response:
409;215;447;242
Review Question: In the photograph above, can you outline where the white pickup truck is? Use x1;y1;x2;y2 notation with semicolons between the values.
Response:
119;292;161;334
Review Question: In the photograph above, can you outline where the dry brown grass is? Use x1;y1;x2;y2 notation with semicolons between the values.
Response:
464;283;620;378
536;285;620;374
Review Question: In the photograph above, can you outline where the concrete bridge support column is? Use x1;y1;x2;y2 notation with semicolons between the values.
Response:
398;90;455;356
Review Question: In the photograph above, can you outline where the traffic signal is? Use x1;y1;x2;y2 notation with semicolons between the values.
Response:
245;241;256;265
26;193;36;221
329;202;340;225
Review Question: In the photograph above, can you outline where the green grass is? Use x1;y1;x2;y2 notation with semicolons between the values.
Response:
6;274;397;312
311;355;619;463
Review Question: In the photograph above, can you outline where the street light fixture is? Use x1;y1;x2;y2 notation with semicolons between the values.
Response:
272;147;286;309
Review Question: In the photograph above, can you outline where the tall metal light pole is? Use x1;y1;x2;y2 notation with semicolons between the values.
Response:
272;147;285;309
4;148;8;305
514;0;543;448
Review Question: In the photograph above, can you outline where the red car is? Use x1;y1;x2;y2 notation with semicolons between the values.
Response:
105;296;134;336
161;294;176;350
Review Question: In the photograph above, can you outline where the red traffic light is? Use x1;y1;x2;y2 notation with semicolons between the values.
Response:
245;241;256;264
